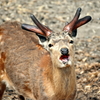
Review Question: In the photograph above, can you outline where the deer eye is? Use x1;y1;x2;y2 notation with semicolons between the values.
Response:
48;44;53;47
69;40;74;44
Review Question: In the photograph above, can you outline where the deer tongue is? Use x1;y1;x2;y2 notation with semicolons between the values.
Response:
60;55;69;63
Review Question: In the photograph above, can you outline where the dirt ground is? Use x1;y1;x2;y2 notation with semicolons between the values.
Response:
0;0;100;100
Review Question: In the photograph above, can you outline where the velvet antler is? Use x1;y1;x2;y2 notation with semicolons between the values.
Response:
63;8;92;35
22;15;52;36
73;16;91;30
63;8;81;33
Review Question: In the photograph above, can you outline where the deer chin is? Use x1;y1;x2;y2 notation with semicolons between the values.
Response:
59;54;72;67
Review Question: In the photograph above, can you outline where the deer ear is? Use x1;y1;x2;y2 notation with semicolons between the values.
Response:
22;24;48;43
36;34;47;42
72;29;77;37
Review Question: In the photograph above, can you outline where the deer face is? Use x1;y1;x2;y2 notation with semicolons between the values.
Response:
22;8;91;68
37;31;75;68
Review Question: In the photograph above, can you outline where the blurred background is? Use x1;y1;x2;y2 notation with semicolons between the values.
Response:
0;0;100;37
0;0;100;100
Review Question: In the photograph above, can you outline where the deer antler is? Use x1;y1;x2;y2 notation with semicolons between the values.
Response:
63;8;81;33
73;16;92;30
22;15;52;36
22;24;44;34
30;15;52;36
63;8;92;35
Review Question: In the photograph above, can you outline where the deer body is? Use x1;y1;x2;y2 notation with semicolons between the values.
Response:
0;22;76;100
0;8;91;100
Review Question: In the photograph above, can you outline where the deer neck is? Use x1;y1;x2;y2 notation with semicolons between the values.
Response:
44;59;75;97
52;62;73;93
40;52;75;96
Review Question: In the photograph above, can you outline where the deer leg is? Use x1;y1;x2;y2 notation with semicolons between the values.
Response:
0;82;6;100
0;52;6;100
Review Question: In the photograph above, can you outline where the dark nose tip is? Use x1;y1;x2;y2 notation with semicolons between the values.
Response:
60;48;69;55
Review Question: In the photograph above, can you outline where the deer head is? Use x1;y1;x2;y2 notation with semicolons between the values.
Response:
22;8;91;68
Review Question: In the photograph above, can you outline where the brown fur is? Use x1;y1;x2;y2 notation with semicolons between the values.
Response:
0;21;76;100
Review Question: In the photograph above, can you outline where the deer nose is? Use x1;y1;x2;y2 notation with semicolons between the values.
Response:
60;48;69;55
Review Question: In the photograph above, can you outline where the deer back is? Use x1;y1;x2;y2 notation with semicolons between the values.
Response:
0;22;52;99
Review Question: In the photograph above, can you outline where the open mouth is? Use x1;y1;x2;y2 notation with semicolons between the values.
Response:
59;54;69;64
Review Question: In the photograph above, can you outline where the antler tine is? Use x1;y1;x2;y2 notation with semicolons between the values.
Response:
30;15;52;36
63;8;82;33
73;16;92;30
22;24;44;35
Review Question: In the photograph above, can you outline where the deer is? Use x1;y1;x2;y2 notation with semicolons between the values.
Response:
0;8;91;100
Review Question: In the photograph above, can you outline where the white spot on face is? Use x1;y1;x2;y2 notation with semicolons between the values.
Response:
58;59;72;68
68;60;72;66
